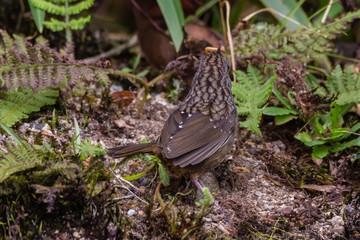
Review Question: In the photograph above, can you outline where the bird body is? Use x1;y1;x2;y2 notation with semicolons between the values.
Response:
108;50;237;177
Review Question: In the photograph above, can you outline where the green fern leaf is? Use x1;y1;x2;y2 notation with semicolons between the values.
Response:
232;65;276;135
69;15;91;30
68;0;94;15
77;139;106;160
234;10;360;63
45;16;91;32
0;29;14;51
0;30;110;90
47;0;80;3
325;65;360;105
0;87;59;127
44;18;67;31
0;143;44;182
29;0;66;16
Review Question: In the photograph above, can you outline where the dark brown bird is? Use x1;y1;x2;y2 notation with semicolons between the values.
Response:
108;48;238;186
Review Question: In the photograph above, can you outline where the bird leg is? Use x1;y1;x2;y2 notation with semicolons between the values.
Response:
190;173;227;216
190;173;204;192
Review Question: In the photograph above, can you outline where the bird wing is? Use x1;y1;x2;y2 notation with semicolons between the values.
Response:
159;109;235;167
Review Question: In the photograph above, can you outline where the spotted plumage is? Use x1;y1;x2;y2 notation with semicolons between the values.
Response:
108;50;238;177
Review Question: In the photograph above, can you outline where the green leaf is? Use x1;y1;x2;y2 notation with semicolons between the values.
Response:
272;88;297;111
350;123;360;133
123;163;156;181
0;122;25;146
68;15;91;30
121;67;133;73
29;0;66;15
310;117;326;136
274;114;297;125
312;145;329;159
305;140;326;147
157;162;170;186
321;128;348;141
295;132;313;143
157;0;184;52
136;69;150;78
44;18;67;31
331;137;360;152
28;0;45;33
263;107;298;116
260;0;311;30
73;117;81;154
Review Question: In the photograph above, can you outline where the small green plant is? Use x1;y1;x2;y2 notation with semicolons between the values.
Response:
122;153;170;187
263;89;299;125
234;9;360;65
121;55;150;78
266;65;360;163
0;30;111;127
298;65;360;162
0;87;59;127
72;117;107;160
0;142;45;183
232;65;277;135
28;0;94;43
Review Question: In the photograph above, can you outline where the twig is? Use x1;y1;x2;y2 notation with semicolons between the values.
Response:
83;35;138;64
109;168;149;205
321;0;334;24
137;69;176;98
219;1;227;43
241;8;309;30
220;1;236;80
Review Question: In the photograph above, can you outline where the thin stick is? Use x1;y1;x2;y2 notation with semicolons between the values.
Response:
83;35;138;64
220;1;236;80
321;0;334;24
137;69;176;98
109;168;149;205
219;1;227;43
242;8;309;29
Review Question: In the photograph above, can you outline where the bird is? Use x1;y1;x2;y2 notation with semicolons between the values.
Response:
108;48;238;188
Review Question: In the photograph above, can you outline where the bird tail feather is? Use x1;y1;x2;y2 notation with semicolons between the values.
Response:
107;142;157;158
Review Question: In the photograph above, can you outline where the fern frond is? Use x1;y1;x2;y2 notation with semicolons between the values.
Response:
67;0;94;15
0;29;14;51
234;10;360;63
0;87;59;127
44;18;67;32
47;0;82;3
29;0;94;16
44;15;91;32
29;0;66;16
232;65;276;135
313;9;360;36
0;30;110;90
32;162;80;181
69;15;91;30
325;65;360;105
77;139;106;160
0;143;44;182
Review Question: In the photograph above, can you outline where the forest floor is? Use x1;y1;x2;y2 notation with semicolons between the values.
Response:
22;89;359;240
